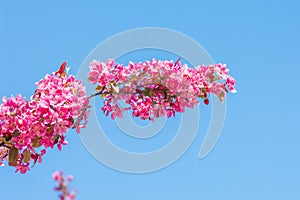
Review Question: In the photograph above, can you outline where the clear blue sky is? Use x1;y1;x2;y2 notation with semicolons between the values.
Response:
1;0;300;200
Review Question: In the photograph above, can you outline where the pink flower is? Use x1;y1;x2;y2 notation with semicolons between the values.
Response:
87;59;236;121
67;175;73;181
1;59;236;174
0;62;90;173
15;163;30;174
53;171;61;181
53;171;77;200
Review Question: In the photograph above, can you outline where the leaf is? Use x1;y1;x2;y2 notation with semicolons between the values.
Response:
149;91;154;97
8;146;19;166
12;130;21;137
142;90;150;96
218;92;225;103
23;150;31;163
158;90;165;94
69;117;74;125
33;136;41;148
95;85;103;92
46;125;54;134
52;135;59;144
152;78;161;84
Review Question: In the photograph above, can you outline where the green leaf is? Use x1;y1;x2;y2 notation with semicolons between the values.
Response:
149;91;154;97
95;85;103;92
23;150;31;163
142;90;150;96
46;125;54;134
69;117;74;125
52;135;59;145
9;146;19;166
33;136;41;148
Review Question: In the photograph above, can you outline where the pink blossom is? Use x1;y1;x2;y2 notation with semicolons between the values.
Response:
88;59;236;121
0;62;90;173
53;171;61;181
1;58;236;174
53;171;77;200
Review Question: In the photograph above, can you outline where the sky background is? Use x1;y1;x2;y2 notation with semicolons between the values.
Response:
1;0;300;200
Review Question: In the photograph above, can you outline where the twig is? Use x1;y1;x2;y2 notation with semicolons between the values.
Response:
174;57;182;67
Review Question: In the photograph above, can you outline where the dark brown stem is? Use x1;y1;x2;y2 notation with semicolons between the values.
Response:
88;86;105;99
3;144;12;149
0;142;11;149
88;91;103;99
174;57;182;67
87;90;143;99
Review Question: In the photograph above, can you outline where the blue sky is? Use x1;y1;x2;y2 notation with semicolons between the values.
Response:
1;0;300;199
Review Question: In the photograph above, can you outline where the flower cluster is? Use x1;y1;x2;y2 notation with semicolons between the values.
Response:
0;62;90;173
53;171;77;200
0;58;237;174
88;58;236;121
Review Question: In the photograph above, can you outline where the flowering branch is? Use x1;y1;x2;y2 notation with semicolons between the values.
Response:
87;58;236;120
0;58;237;173
0;62;90;173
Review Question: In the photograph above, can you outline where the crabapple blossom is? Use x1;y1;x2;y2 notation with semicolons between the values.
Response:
88;58;236;121
0;62;90;173
1;58;236;174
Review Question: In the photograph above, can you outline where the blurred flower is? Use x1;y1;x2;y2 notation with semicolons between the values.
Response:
53;171;77;200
